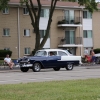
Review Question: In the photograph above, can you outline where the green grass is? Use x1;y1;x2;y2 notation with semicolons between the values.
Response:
0;60;4;66
0;60;4;63
0;79;100;100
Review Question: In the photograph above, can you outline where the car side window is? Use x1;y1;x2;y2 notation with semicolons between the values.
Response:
43;51;47;56
58;51;67;56
35;51;47;56
48;51;57;56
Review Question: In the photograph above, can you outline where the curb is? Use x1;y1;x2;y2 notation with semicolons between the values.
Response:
0;65;20;70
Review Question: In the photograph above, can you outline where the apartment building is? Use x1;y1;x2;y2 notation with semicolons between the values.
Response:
0;0;100;59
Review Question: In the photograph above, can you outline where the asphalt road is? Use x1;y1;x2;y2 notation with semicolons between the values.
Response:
0;65;100;84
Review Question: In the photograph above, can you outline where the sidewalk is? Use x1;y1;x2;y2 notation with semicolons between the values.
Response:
0;65;20;70
0;64;100;70
80;64;100;69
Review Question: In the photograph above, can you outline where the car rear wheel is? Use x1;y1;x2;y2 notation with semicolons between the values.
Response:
66;63;73;70
32;62;41;72
53;67;60;71
20;67;29;72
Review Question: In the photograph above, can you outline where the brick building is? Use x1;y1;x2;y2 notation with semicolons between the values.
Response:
0;0;100;59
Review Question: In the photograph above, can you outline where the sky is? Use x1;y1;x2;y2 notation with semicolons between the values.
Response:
95;0;100;2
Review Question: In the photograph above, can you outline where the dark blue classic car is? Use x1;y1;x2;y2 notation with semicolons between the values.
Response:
17;49;81;72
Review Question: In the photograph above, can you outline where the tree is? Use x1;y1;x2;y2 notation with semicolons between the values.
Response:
0;0;9;10
20;0;98;55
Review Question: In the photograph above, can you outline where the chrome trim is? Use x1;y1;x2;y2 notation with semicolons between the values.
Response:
20;64;33;67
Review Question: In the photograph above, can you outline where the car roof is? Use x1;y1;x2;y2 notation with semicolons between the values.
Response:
38;49;66;52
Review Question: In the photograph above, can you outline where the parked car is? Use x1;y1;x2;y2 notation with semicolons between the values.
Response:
17;49;82;72
94;53;100;64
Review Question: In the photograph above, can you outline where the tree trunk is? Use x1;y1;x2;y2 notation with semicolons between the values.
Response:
33;25;40;55
40;0;58;48
25;0;57;55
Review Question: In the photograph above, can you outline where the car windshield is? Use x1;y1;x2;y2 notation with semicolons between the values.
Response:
65;50;73;55
34;51;47;56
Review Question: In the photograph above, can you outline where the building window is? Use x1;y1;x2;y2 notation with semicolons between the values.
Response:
40;9;49;17
65;30;75;44
4;48;10;50
39;30;49;38
3;29;10;36
40;30;46;38
65;10;74;24
83;30;92;38
83;11;92;19
24;48;30;54
24;29;30;36
3;8;9;14
23;8;29;15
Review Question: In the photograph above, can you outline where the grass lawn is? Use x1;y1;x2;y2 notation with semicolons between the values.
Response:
0;60;4;63
0;60;4;66
0;79;100;100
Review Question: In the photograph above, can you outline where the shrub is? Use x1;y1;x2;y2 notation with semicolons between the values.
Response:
57;19;67;24
94;48;100;54
0;50;12;59
32;50;35;56
57;21;62;24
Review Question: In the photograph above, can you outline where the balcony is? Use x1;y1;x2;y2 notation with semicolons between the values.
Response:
57;16;82;27
58;37;82;47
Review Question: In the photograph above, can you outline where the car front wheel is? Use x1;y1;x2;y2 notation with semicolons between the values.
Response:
20;67;29;72
66;64;73;70
53;67;60;71
32;62;41;72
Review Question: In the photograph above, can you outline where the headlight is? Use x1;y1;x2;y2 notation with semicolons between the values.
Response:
16;60;18;63
27;59;30;62
27;59;30;64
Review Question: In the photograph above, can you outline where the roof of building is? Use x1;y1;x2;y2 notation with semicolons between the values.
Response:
9;0;100;9
39;49;65;51
9;0;83;8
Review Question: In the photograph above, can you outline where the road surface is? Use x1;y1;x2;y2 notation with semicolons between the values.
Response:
0;66;100;84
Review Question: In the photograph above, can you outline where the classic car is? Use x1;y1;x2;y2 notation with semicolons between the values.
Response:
17;49;82;72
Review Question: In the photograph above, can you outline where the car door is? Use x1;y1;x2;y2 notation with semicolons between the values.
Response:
57;51;68;67
45;51;61;68
34;51;49;67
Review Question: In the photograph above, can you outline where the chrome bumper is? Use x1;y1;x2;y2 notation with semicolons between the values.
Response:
20;64;33;67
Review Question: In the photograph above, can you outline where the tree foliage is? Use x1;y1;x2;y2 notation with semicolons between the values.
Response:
64;0;98;13
0;0;9;10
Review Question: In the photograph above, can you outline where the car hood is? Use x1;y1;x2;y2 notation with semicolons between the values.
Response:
21;56;47;60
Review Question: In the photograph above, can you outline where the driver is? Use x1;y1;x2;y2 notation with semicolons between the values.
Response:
49;52;54;56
